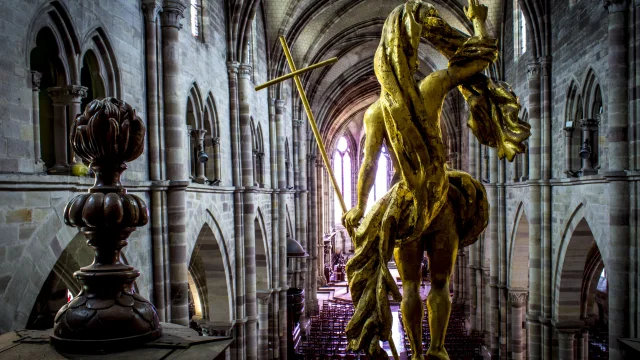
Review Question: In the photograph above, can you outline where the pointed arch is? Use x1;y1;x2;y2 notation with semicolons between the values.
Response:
189;222;233;323
204;92;221;184
508;202;530;289
26;1;80;84
80;26;121;103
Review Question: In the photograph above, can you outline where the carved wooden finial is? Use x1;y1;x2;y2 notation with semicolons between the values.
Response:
51;98;162;353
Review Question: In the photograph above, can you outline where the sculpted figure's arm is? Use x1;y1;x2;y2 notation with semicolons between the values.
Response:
342;106;384;230
420;0;495;101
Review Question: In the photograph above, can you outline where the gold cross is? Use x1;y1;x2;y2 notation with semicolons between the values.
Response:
255;36;400;360
255;36;348;214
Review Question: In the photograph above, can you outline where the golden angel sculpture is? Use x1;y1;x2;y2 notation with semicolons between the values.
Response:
341;0;531;359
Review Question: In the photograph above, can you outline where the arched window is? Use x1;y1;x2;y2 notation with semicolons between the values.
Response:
579;70;602;176
80;50;106;112
251;120;265;187
514;1;527;58
203;93;221;185
333;136;352;225
365;145;390;213
514;110;529;181
285;139;292;189
190;0;202;39
186;84;206;183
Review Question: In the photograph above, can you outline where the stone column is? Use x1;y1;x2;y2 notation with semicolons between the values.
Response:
526;61;543;360
238;63;258;360
308;153;318;313
142;0;166;322
191;128;207;183
161;1;189;326
488;147;499;359
267;97;281;359
563;125;574;177
604;2;630;359
557;331;576;360
47;87;69;174
31;71;42;166
275;99;288;360
67;85;87;171
257;291;271;360
468;132;478;331
213;136;222;184
579;118;599;175
227;60;247;360
510;291;528;360
578;328;589;360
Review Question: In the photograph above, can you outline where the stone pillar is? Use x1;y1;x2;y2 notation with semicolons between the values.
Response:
238;63;258;360
604;2;630;359
161;1;189;326
526;61;543;360
47;87;70;174
578;118;599;175
488;147;499;359
31;71;42;166
213;136;222;184
557;331;576;360
578;328;588;360
257;291;271;360
510;291;528;360
191;128;207;183
563;126;574;177
142;0;166;322
66;86;87;170
293;118;309;328
308;153;318;313
468;132;478;331
275;99;289;360
227;60;247;360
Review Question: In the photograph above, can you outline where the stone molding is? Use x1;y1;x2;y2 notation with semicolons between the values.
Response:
227;61;239;76
293;119;303;127
160;3;186;29
31;71;42;90
540;56;552;77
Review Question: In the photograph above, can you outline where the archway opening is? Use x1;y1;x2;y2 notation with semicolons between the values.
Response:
188;223;232;335
509;210;530;359
30;27;66;170
556;218;607;358
80;50;105;112
255;216;269;291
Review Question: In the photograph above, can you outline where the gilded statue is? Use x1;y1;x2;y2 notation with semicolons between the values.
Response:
342;1;531;359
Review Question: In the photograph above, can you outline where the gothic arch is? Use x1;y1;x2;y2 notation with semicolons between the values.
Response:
581;67;606;118
204;92;222;183
554;204;606;323
26;1;80;84
508;202;530;290
189;221;234;323
80;26;121;100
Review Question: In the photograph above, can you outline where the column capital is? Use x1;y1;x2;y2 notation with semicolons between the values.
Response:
526;62;541;79
579;118;599;130
31;71;42;90
274;99;286;110
557;330;576;340
540;56;552;76
307;153;317;161
212;136;220;145
160;2;186;29
190;128;207;139
227;61;239;75
238;64;252;79
509;291;528;308
141;1;162;22
563;126;574;136
293;119;303;127
256;290;272;304
603;0;628;12
47;85;87;104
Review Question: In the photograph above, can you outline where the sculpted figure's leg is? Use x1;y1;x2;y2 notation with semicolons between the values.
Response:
394;240;424;360
424;205;459;360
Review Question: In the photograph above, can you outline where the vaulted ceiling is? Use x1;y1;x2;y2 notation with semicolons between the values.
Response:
261;0;506;145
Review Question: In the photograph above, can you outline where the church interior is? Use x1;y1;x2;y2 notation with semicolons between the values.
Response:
0;0;639;359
